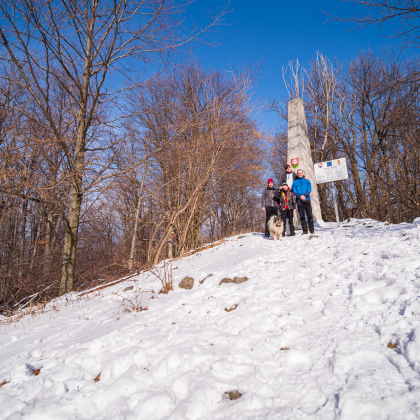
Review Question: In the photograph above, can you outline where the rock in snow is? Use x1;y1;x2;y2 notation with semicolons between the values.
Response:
179;276;194;289
219;277;233;285
1;219;420;419
233;276;249;284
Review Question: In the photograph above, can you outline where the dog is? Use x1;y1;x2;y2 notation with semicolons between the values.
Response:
267;215;284;241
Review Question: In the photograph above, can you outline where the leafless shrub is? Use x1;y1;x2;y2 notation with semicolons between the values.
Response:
151;261;174;295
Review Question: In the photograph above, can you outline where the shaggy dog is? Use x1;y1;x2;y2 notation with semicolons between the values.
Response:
267;215;284;241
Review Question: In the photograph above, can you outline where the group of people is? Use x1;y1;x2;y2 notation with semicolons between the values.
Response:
261;165;315;237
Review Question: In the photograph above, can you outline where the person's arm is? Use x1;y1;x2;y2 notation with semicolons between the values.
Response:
277;197;282;210
261;190;266;211
293;180;305;201
291;192;297;210
305;179;312;199
274;191;281;207
292;181;297;197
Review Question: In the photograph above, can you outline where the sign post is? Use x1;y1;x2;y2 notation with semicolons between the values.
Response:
314;158;349;227
331;182;340;228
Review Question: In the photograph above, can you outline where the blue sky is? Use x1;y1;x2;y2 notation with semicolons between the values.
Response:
185;0;410;131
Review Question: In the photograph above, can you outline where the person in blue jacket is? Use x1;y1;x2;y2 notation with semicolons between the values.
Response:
292;169;314;234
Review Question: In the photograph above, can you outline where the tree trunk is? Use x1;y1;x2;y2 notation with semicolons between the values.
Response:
43;210;53;274
128;157;148;271
59;178;83;295
59;24;93;295
18;199;28;279
167;239;173;259
29;207;42;273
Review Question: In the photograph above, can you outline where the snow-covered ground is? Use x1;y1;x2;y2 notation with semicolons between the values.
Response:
1;219;420;420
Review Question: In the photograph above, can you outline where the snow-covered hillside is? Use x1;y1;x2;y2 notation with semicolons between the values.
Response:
1;219;420;420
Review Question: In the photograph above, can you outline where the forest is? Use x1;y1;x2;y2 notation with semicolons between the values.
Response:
0;0;419;311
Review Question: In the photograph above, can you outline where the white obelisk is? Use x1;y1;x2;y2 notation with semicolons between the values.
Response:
287;97;322;221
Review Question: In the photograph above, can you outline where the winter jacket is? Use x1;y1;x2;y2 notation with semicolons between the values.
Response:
261;187;280;208
274;189;297;210
281;171;298;189
292;176;312;201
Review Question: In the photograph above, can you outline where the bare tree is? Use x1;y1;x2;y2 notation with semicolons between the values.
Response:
0;0;227;295
282;59;305;100
336;0;420;48
118;62;262;265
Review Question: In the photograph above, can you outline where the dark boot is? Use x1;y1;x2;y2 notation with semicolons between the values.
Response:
286;209;295;237
265;221;270;237
289;224;295;236
302;231;308;235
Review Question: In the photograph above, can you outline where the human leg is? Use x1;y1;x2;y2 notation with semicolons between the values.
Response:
281;210;287;237
297;201;308;233
265;206;275;237
304;201;314;233
287;209;295;235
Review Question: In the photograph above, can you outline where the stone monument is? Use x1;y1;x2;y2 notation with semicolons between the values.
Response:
287;97;322;221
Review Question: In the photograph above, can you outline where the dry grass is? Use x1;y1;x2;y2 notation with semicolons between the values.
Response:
387;342;397;349
159;282;173;294
171;240;226;262
113;287;149;315
94;373;100;382
78;272;140;297
151;261;173;295
0;300;55;329
224;304;238;312
0;288;103;329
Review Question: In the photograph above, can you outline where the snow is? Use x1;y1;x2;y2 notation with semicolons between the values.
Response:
1;218;420;419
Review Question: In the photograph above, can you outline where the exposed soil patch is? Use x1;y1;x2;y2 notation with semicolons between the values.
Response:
0;379;10;388
224;390;242;401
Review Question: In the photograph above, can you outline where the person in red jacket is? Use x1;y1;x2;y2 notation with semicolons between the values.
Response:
275;182;297;237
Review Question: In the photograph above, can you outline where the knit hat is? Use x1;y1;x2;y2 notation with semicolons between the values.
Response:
267;179;274;184
281;181;288;187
